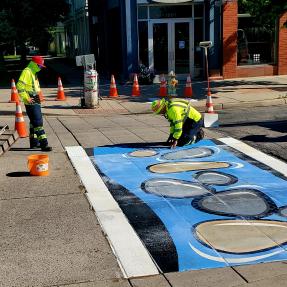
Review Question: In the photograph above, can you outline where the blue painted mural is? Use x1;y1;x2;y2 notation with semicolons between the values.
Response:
90;139;287;273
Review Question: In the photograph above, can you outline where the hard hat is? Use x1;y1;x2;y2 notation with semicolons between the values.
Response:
151;98;166;114
32;56;46;68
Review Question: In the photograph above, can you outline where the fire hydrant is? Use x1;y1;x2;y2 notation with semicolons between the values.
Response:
167;71;178;97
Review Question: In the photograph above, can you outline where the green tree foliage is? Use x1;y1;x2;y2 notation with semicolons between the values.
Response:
238;0;287;28
0;0;69;55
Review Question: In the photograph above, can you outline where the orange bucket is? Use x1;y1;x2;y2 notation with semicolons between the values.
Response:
27;154;49;176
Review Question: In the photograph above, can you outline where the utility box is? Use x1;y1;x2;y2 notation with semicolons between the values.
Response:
76;54;99;108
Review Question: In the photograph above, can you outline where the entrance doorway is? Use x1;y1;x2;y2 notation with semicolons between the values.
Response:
149;19;193;77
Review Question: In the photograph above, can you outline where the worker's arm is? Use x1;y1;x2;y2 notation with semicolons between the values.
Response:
170;110;183;140
167;108;183;148
16;70;34;104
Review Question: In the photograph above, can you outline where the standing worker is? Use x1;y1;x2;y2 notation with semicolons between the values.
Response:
151;98;204;148
16;56;52;151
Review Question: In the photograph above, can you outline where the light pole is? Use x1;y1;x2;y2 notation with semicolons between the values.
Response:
199;41;212;97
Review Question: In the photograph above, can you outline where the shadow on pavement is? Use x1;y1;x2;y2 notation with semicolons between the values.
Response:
242;134;287;143
6;172;30;177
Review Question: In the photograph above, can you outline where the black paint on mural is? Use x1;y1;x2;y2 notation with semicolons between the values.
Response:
92;161;179;273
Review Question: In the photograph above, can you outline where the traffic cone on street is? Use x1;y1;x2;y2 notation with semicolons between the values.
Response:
38;89;45;102
132;74;140;97
9;79;20;103
159;75;167;97
15;102;28;138
205;93;215;113
109;75;118;98
55;77;66;101
184;75;193;97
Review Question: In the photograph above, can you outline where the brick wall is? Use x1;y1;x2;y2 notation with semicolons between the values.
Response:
222;0;238;79
237;65;277;78
278;12;287;75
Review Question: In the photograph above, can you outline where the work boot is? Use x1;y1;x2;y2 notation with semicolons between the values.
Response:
30;139;40;149
41;146;53;152
195;129;205;143
30;144;41;149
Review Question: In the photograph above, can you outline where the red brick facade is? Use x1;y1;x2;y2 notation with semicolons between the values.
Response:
222;1;238;78
222;1;287;78
278;12;287;75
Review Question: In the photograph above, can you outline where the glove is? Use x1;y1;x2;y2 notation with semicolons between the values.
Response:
166;134;173;143
170;138;178;149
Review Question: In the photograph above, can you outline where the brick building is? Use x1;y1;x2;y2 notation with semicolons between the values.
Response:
85;0;287;80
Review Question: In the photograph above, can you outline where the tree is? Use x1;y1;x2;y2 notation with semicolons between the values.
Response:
238;0;287;28
0;0;69;61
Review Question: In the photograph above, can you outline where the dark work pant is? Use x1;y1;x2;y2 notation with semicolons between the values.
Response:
177;118;204;147
25;104;48;148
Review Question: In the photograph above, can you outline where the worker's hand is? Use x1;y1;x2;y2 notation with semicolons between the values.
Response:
166;134;173;143
28;98;35;104
170;139;178;149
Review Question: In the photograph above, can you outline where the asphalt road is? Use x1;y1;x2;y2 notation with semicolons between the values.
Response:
216;106;287;162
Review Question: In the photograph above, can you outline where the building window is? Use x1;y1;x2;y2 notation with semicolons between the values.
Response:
149;5;192;19
138;6;148;19
237;14;276;65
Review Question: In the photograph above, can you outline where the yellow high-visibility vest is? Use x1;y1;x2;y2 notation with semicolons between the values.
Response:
16;61;41;105
166;99;202;139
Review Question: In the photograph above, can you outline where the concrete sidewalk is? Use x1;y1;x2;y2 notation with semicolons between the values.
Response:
1;74;287;117
1;62;287;286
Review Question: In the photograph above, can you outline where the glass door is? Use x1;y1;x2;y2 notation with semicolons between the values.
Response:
174;22;190;74
153;23;169;74
150;19;193;76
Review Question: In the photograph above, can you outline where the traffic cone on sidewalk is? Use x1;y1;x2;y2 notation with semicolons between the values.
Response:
15;102;28;138
109;75;118;98
184;75;193;97
55;77;66;101
159;75;167;97
131;74;140;97
205;93;215;113
9;79;20;103
38;89;45;102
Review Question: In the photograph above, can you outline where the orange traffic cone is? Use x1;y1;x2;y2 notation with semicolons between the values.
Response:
206;94;215;113
159;75;167;97
9;79;20;103
109;75;118;98
55;77;66;101
38;89;45;102
184;75;193;97
132;74;140;97
15;102;28;138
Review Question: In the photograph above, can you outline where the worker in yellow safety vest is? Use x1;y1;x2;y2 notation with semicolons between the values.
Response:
16;56;52;151
151;98;204;148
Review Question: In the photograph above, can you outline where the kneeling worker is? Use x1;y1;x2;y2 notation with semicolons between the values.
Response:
151;98;204;148
16;56;52;151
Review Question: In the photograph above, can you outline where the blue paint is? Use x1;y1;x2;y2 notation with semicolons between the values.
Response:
91;139;287;271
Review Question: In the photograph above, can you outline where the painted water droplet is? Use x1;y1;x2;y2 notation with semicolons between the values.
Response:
162;147;214;160
192;189;276;218
194;171;238;186
194;219;287;254
142;178;213;198
148;161;230;174
129;149;158;157
278;206;287;217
